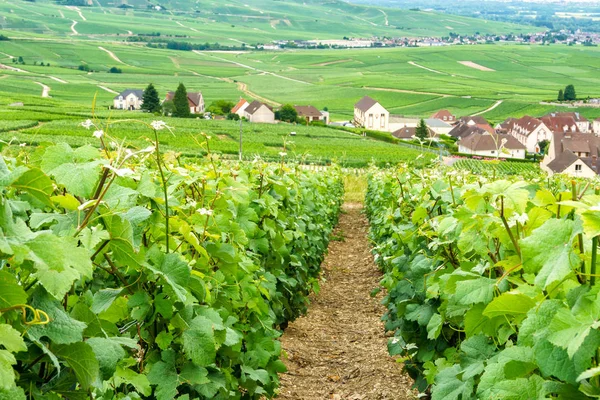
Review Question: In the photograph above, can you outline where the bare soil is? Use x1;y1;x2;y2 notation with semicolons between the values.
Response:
458;61;495;72
278;203;415;400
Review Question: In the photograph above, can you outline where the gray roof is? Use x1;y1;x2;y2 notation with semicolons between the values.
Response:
392;126;436;140
547;131;600;173
245;100;273;115
425;118;452;128
354;96;379;112
114;89;143;100
458;132;526;151
449;124;488;139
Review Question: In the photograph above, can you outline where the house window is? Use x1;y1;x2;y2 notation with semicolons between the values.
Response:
491;151;495;154
443;116;447;121
576;164;582;171
380;114;385;128
368;114;373;127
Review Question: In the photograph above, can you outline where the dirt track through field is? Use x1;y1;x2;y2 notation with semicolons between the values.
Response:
278;203;414;400
99;47;125;65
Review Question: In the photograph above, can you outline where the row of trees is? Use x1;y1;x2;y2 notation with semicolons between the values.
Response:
140;83;191;117
557;84;577;101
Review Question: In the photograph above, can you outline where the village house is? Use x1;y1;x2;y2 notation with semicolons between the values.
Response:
458;132;526;159
392;126;437;141
449;124;488;139
431;109;456;123
113;89;144;110
232;98;249;117
542;131;600;178
546;112;590;133
353;96;389;132
388;117;452;136
540;114;579;134
244;100;275;123
294;105;329;124
496;115;553;153
165;91;205;114
449;116;495;139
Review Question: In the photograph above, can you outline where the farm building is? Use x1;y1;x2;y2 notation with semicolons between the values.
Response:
497;115;553;153
431;109;456;123
294;105;329;124
542;132;600;178
165;91;205;114
458;132;526;159
113;89;144;110
244;101;275;124
353;96;389;132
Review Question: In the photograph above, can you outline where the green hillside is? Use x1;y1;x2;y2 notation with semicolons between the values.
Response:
0;0;533;43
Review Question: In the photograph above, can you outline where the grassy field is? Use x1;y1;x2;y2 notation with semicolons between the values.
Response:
0;0;531;43
0;1;598;167
1;110;435;167
1;38;600;125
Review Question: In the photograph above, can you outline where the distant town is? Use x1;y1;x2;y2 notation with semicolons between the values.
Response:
259;29;600;50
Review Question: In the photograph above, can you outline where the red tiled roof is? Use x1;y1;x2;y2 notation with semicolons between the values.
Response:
431;109;455;120
232;98;248;113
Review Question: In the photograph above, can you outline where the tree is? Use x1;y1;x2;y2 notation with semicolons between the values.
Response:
109;67;122;74
564;84;577;101
415;118;429;141
172;83;190;118
557;89;564;102
207;100;235;115
162;100;175;116
141;83;161;113
276;104;298;123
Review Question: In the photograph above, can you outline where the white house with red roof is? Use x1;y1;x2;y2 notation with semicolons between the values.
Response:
431;109;456;123
497;115;553;153
232;98;249;117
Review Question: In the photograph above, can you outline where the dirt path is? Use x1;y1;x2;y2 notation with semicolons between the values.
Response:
364;86;453;98
192;50;312;85
407;61;446;75
472;100;503;116
0;64;28;73
97;85;119;94
47;76;68;84
35;82;50;98
378;9;389;26
70;20;79;35
98;47;126;65
236;82;281;107
278;204;414;400
66;6;86;21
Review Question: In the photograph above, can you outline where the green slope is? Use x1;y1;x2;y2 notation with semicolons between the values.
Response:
0;0;533;43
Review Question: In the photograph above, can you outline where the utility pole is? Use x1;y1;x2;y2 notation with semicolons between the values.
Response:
238;118;243;161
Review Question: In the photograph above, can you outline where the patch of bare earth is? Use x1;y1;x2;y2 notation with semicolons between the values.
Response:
458;61;495;72
278;203;415;400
